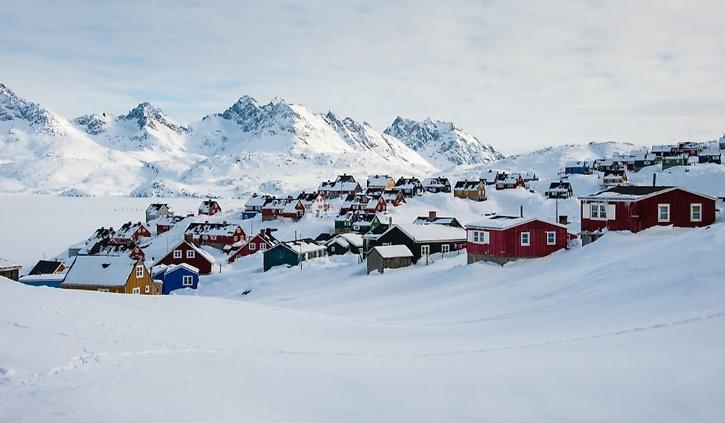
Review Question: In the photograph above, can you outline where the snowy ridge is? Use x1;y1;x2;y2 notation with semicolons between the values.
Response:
385;116;503;169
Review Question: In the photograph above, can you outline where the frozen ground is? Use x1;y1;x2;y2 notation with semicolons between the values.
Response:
1;223;725;422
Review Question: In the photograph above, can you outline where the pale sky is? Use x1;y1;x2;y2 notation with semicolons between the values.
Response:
2;0;725;153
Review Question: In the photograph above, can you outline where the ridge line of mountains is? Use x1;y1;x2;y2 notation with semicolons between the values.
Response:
0;82;504;197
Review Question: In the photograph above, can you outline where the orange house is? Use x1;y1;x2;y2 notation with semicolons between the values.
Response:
62;256;158;295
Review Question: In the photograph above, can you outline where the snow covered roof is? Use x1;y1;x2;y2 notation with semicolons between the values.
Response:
20;273;66;283
185;222;240;237
116;222;150;239
391;224;466;243
0;257;21;269
245;194;274;207
156;240;215;266
63;256;140;287
367;175;392;186
198;199;220;213
328;233;364;248
651;144;674;153
467;216;566;230
164;263;200;275
372;245;414;259
578;186;717;201
281;239;326;254
422;177;449;187
564;160;589;168
454;180;482;190
146;203;169;213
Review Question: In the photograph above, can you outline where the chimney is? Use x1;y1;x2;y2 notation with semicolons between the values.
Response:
652;173;657;187
559;215;568;225
184;233;193;242
388;216;393;225
520;205;524;218
428;210;437;220
223;220;227;225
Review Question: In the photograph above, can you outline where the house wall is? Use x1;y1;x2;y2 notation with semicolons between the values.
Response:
157;242;213;274
581;189;716;233
228;235;272;262
161;268;198;295
263;246;299;272
0;268;20;281
467;221;568;264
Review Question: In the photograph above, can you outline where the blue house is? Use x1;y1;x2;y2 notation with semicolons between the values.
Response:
564;161;592;175
152;263;199;295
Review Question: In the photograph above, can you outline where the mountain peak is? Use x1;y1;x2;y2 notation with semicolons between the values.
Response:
120;102;189;134
0;82;66;135
384;116;502;168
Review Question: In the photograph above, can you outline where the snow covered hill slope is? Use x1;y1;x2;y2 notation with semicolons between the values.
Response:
1;222;724;422
385;116;503;169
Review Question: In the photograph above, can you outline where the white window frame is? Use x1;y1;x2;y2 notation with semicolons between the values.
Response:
173;250;182;259
186;249;196;259
590;203;608;220
690;203;702;222
182;275;193;287
441;244;450;254
132;287;141;294
98;288;109;293
249;242;256;251
144;285;150;293
546;231;556;246
421;245;430;256
383;242;391;246
658;203;670;222
520;232;530;246
260;243;267;251
135;265;144;278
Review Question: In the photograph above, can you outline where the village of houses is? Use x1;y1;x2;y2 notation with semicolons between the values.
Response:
1;140;723;296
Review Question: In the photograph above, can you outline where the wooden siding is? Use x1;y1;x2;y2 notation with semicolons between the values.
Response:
157;241;213;274
63;261;157;295
467;220;568;264
581;188;716;233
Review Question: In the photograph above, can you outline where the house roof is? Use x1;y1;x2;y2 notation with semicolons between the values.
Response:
651;144;674;152
422;177;449;187
390;224;466;243
454;180;482;190
199;199;220;212
28;260;63;275
0;257;21;270
116;222;150;239
156;240;216;266
372;245;414;259
467;216;566;230
328;233;364;249
185;222;241;237
367;175;392;186
564;160;590;168
578;186;717;201
146;203;169;213
62;256;139;287
412;216;460;226
164;263;200;275
245;194;274;207
279;239;326;254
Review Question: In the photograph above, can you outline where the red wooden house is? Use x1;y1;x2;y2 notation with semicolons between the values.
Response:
154;240;216;275
198;199;222;216
227;229;280;263
340;193;387;215
466;216;571;265
156;215;186;234
579;186;717;244
113;222;152;244
261;197;305;221
185;222;246;249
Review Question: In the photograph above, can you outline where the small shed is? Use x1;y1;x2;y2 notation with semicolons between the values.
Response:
367;245;414;274
326;233;364;255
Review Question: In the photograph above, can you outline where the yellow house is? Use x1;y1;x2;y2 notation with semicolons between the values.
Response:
62;256;157;295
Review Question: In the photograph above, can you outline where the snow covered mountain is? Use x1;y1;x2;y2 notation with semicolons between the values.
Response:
0;84;438;197
384;116;503;169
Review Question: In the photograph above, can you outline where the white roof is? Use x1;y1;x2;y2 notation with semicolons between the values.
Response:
283;240;325;254
245;195;270;207
0;257;20;269
651;144;674;152
372;245;414;259
20;273;66;282
467;216;565;230
329;233;364;248
63;256;138;287
165;263;200;275
393;224;466;243
564;160;589;167
367;175;392;186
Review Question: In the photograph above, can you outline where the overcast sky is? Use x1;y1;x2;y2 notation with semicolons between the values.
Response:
2;0;724;153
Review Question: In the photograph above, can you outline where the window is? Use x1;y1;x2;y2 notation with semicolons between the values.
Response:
210;235;217;241
590;203;607;220
546;231;556;245
691;203;702;222
383;242;391;246
144;285;150;293
135;265;144;278
98;288;109;293
249;243;256;251
470;231;489;244
173;250;182;259
132;287;141;294
658;204;670;222
182;275;193;287
260;243;267;251
520;232;530;246
421;245;430;256
186;249;196;259
442;244;450;254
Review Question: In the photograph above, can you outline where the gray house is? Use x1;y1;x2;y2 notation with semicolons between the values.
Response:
367;245;414;274
145;203;172;223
